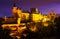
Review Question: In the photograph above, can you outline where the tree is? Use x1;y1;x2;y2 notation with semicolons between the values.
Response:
54;17;60;37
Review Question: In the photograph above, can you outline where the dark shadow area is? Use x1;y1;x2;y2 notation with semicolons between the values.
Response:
0;17;60;39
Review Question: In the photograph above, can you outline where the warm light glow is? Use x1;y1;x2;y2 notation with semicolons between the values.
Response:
32;14;43;22
20;26;26;29
16;36;20;39
4;16;7;21
2;24;19;28
17;25;26;37
17;8;22;25
17;18;21;25
23;34;27;37
42;16;50;22
17;8;22;18
12;7;17;14
9;31;17;37
22;13;29;19
29;26;37;32
43;23;49;27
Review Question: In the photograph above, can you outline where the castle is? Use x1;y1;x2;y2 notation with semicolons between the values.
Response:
2;4;59;25
11;4;57;23
1;4;60;37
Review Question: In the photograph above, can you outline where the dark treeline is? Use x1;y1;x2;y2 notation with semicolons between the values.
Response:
0;17;60;39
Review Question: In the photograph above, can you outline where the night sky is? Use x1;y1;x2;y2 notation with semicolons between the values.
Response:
0;0;60;17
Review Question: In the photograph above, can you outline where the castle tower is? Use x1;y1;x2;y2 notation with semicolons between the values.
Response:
12;4;17;17
30;8;39;13
29;8;39;22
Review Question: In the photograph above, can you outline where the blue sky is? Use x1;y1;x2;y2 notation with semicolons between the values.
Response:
0;0;60;17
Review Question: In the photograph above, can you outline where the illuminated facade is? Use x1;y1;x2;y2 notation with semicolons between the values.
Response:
4;4;58;23
12;4;44;22
32;13;43;22
22;13;29;20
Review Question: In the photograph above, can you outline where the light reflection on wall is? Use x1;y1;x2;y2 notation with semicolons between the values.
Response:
32;13;43;22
